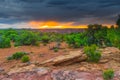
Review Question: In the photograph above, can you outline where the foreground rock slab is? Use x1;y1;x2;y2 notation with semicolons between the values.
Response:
0;71;51;80
0;69;120;80
0;66;51;80
51;70;120;80
40;50;87;66
8;64;50;75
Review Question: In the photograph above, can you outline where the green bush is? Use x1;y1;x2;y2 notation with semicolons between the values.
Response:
84;44;101;62
3;29;18;41
86;24;120;48
12;52;27;60
0;29;19;42
54;47;59;52
1;25;120;49
7;56;13;60
8;34;19;42
103;69;114;80
0;36;11;48
50;33;64;42
65;33;88;48
15;31;40;46
21;55;30;63
87;24;108;46
41;35;50;44
107;29;120;48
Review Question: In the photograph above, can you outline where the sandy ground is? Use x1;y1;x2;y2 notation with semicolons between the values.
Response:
0;42;120;80
0;42;120;74
0;42;80;71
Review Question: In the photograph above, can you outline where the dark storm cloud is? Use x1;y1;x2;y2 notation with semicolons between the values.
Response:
0;0;120;25
47;0;70;6
20;0;45;3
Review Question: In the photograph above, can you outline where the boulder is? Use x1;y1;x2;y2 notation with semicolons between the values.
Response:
40;50;87;66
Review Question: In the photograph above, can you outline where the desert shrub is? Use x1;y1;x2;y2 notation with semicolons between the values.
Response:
12;52;27;60
94;29;108;47
14;38;22;47
14;31;40;46
7;56;13;60
52;33;64;42
86;24;120;48
84;44;101;62
3;29;19;41
103;69;114;80
65;33;88;48
21;55;30;63
47;33;57;42
0;36;11;48
0;30;4;35
8;34;19;42
7;52;28;60
87;24;108;46
41;35;50;44
53;47;59;52
107;28;120;48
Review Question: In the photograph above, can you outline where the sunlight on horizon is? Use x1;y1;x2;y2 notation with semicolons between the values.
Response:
29;21;88;29
29;21;112;29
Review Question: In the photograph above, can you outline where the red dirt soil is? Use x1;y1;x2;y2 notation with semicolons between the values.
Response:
0;42;79;72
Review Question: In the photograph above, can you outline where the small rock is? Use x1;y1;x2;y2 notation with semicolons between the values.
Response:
78;67;88;71
99;59;109;64
39;53;45;57
0;68;4;73
35;67;49;76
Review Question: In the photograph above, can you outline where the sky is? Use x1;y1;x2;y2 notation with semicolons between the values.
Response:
0;0;120;29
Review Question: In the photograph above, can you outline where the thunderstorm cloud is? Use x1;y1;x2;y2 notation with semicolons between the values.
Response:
0;0;120;28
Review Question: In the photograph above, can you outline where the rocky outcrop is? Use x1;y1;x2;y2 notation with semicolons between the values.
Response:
40;47;120;66
8;64;50;75
100;47;120;62
0;47;120;80
0;65;51;80
0;69;120;80
40;50;87;66
0;71;51;80
51;70;120;80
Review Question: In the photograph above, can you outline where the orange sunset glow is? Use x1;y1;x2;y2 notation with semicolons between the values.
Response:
29;21;88;29
29;21;112;29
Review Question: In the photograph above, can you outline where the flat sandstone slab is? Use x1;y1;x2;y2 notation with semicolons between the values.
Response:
40;50;87;66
